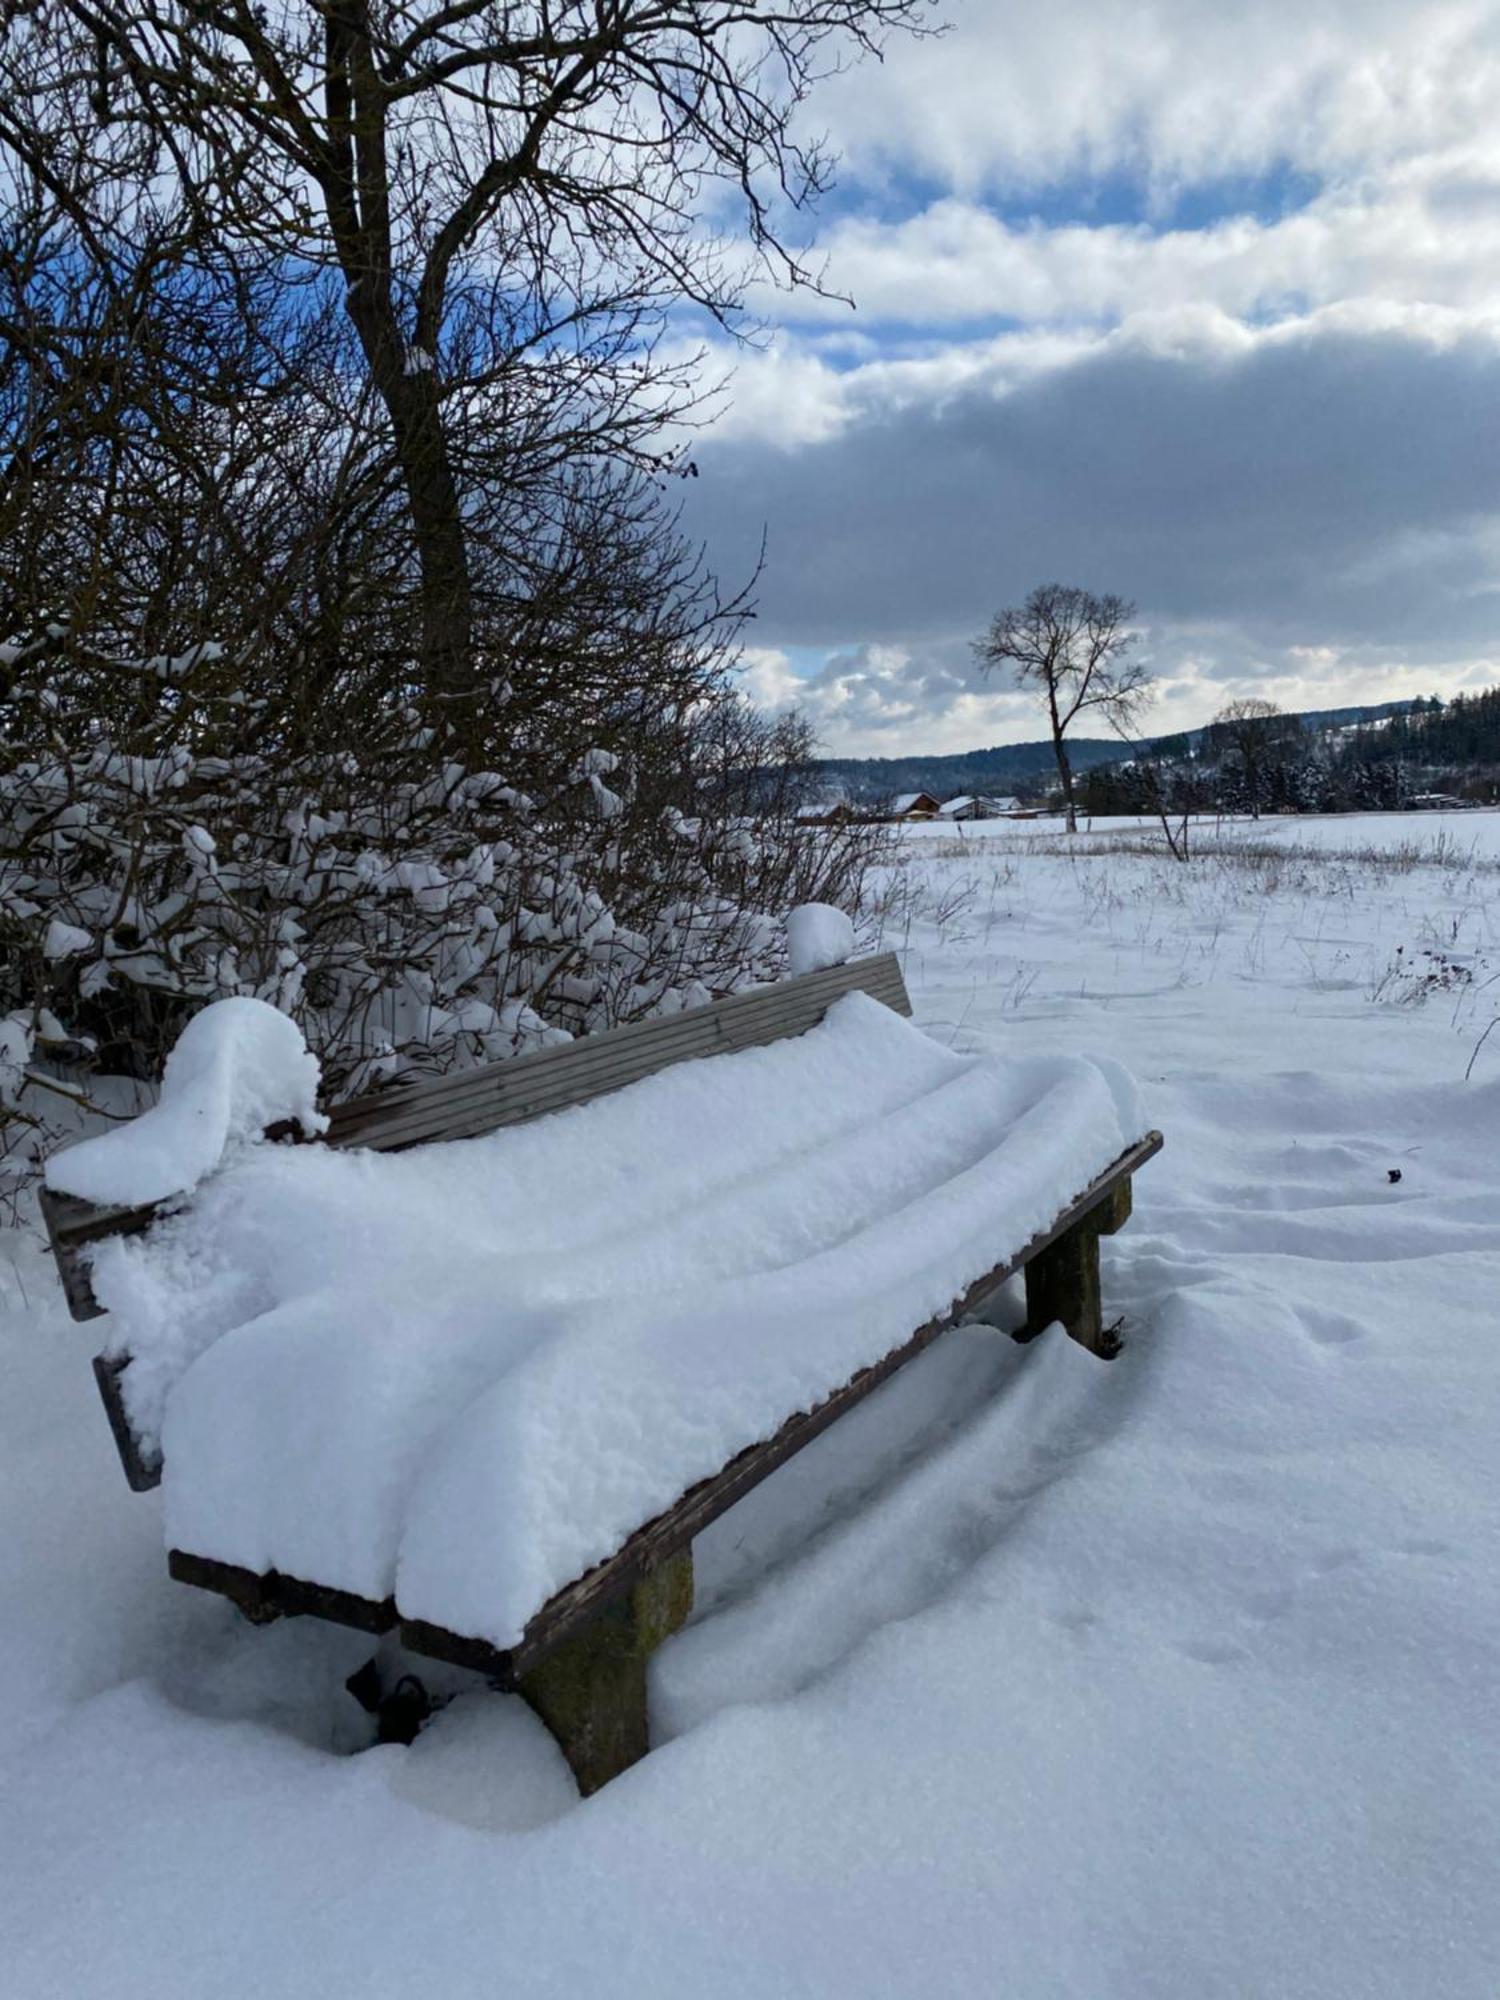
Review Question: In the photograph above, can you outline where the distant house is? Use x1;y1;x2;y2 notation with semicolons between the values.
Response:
938;794;1022;821
795;800;857;827
888;791;943;821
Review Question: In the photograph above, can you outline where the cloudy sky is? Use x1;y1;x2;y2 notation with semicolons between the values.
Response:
680;0;1500;757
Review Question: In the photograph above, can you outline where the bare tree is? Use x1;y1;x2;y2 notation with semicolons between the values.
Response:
1133;753;1195;861
14;0;935;699
1208;698;1299;819
974;584;1153;832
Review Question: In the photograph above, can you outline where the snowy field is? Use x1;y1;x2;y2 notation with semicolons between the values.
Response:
905;803;1500;861
4;818;1499;1997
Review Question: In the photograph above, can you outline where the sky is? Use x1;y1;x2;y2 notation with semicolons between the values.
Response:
678;0;1500;757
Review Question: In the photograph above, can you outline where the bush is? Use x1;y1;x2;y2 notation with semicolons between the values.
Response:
1;631;884;1194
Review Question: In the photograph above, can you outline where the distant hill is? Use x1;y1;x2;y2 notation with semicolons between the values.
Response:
811;701;1423;804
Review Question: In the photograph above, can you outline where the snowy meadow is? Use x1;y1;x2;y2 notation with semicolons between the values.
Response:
3;813;1498;1997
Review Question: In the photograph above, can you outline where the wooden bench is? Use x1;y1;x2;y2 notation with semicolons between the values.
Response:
41;952;1161;1792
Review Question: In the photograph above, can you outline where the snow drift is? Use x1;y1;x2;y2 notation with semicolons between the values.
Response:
785;902;855;977
45;997;325;1207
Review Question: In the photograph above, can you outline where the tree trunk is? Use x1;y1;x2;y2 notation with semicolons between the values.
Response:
385;367;473;698
323;13;474;700
1053;731;1077;832
338;280;473;699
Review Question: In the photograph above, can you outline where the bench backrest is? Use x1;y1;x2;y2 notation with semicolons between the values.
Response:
327;951;911;1152
42;951;911;1325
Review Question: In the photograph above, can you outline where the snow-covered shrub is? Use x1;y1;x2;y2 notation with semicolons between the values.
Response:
0;634;884;1194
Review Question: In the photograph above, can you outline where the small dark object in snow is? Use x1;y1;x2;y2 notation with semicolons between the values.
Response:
376;1676;433;1746
1388;1169;1402;1184
345;1660;435;1745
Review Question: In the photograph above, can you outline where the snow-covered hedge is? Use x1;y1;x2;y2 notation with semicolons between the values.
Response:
1;636;880;1199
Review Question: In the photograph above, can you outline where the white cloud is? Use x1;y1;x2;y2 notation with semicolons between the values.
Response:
698;321;1099;446
751;641;1037;757
702;295;1500;454
773;157;1500;332
815;0;1500;197
734;646;805;709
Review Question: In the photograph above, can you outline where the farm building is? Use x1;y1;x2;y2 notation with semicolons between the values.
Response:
887;791;943;821
938;794;1023;821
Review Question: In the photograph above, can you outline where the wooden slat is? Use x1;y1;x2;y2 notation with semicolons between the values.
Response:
167;1550;397;1634
38;1185;160;1324
167;1130;1163;1684
325;953;911;1154
92;1354;162;1492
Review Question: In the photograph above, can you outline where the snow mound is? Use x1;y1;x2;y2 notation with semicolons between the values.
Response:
786;902;855;977
46;998;325;1207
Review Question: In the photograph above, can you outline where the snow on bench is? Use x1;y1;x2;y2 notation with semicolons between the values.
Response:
43;994;325;1209
41;946;1160;1792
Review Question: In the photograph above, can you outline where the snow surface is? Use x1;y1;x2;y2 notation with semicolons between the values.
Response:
45;997;325;1207
785;900;855;976
93;991;1141;1646
4;824;1499;1997
898;803;1500;858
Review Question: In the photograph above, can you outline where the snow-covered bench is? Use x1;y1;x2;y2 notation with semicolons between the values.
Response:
41;950;1160;1793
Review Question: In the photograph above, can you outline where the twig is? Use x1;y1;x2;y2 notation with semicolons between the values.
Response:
20;1069;137;1119
1465;1016;1500;1082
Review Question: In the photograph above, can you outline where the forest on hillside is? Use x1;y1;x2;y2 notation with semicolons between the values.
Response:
813;693;1500;817
1081;691;1500;817
813;700;1427;807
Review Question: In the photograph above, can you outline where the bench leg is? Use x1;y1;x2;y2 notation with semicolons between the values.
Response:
517;1548;693;1796
1022;1203;1122;1361
1095;1176;1133;1237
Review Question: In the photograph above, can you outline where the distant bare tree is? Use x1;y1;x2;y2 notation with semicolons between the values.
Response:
1209;699;1299;819
974;584;1153;832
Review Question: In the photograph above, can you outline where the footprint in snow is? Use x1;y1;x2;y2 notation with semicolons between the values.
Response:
1178;1636;1252;1666
1301;1308;1367;1348
1240;1548;1365;1625
1242;1584;1296;1622
1307;1545;1362;1574
1052;1604;1102;1636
